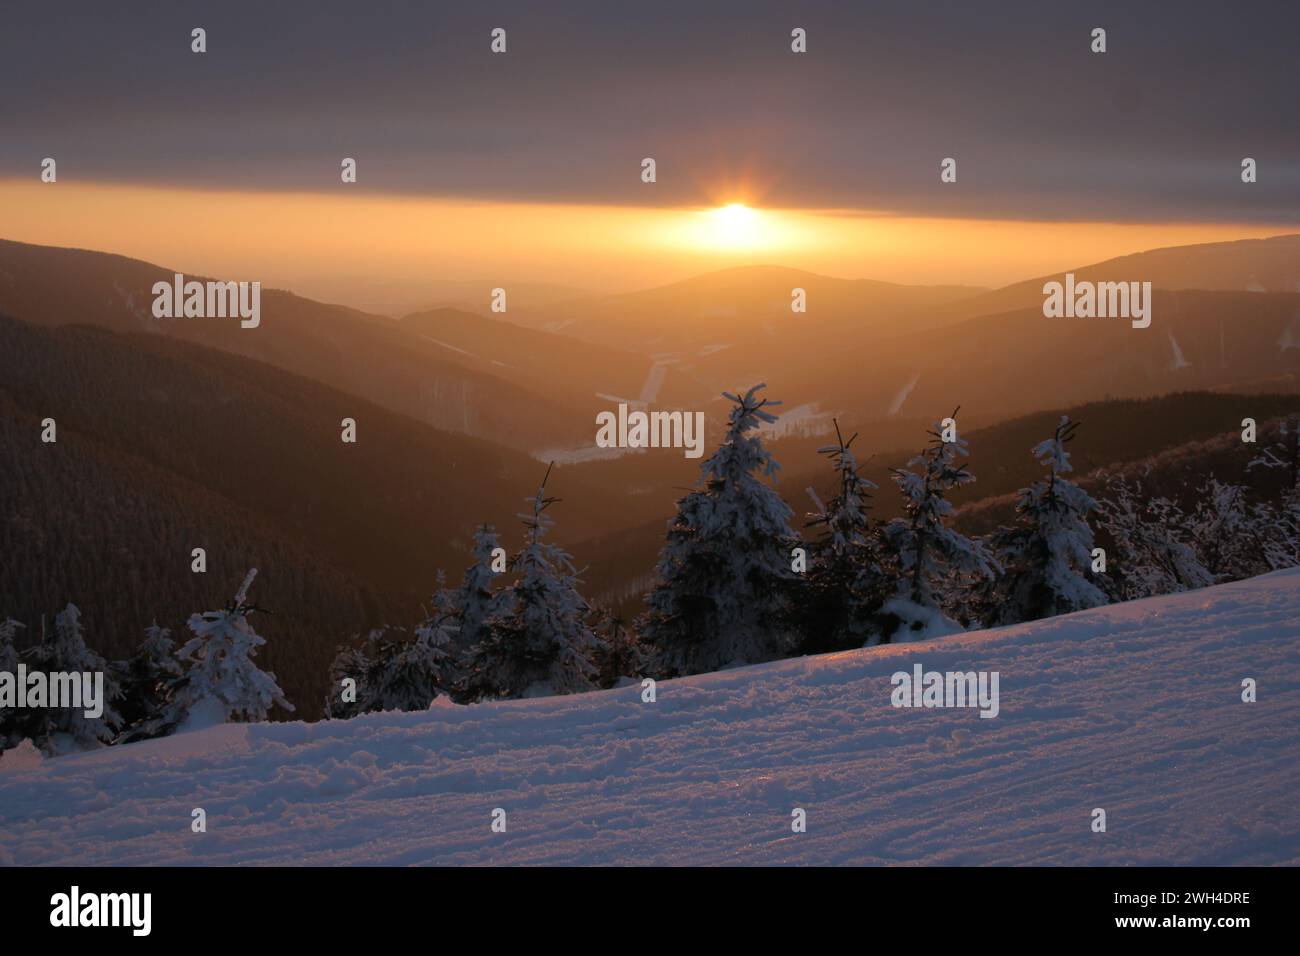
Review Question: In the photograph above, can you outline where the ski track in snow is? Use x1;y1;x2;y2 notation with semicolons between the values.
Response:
1279;314;1300;351
637;362;668;405
419;334;476;358
888;372;921;417
1167;330;1190;370
2;571;1298;866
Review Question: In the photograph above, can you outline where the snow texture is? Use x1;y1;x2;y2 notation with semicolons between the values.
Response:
0;570;1296;865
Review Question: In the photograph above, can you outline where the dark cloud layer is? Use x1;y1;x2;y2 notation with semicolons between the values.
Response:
2;0;1297;221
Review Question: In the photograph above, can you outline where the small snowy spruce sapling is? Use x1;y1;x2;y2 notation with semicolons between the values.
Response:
464;465;601;698
171;570;294;725
797;420;887;652
591;610;646;688
324;637;370;719
457;525;503;649
876;409;997;641
115;622;185;743
640;385;801;676
400;570;459;705
25;604;122;754
984;417;1107;625
325;617;456;716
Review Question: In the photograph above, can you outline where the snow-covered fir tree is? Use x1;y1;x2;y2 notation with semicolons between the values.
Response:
983;417;1107;625
797;420;888;652
1097;476;1213;599
169;570;294;726
877;410;996;641
324;636;371;719
115;622;185;743
452;522;501;658
640;385;801;676
464;465;601;698
340;625;454;713
591;609;645;688
325;609;458;718
398;570;459;705
24;604;122;754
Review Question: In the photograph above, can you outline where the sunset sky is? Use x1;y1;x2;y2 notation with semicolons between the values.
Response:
2;0;1297;307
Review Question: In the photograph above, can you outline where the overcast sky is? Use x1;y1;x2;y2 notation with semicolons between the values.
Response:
2;0;1296;223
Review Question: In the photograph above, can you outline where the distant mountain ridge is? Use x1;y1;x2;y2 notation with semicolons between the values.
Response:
0;240;651;456
2;234;1296;472
492;239;1300;430
512;264;985;347
908;233;1300;329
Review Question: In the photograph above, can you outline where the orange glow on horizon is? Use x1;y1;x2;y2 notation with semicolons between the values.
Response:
0;179;1294;309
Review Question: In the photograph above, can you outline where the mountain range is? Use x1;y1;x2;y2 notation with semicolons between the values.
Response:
4;235;1296;460
2;232;1298;711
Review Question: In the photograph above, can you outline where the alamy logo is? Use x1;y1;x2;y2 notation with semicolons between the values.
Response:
595;403;705;459
1042;273;1151;328
891;663;1000;718
50;886;151;936
152;273;261;328
0;666;104;718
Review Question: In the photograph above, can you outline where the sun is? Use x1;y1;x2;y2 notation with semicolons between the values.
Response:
652;200;803;256
686;202;774;254
705;203;761;249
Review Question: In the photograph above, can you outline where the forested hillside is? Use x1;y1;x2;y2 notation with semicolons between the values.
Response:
0;314;624;716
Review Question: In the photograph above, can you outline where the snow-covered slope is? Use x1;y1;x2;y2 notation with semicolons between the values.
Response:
3;570;1298;866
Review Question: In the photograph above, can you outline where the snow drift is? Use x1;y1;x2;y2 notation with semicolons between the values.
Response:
2;569;1298;866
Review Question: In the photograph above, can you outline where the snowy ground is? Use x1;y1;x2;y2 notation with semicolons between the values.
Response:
2;570;1298;866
